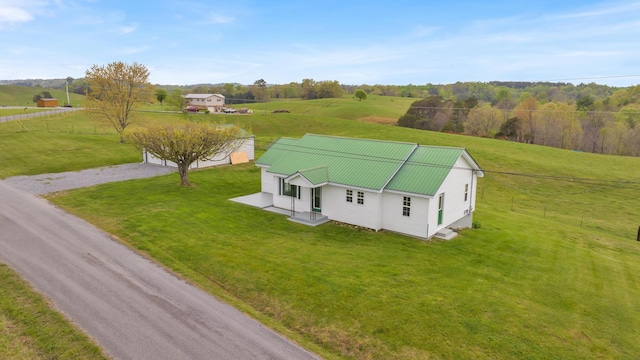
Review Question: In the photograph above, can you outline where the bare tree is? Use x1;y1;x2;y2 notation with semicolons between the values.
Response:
464;103;502;137
127;123;245;186
514;95;538;143
85;61;152;143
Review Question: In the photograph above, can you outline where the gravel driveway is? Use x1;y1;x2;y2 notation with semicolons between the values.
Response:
4;163;176;195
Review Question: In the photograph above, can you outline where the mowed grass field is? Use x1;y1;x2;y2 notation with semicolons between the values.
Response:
2;97;640;359
0;85;86;107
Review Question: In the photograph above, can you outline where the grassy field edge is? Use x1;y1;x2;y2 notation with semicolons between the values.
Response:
0;263;108;359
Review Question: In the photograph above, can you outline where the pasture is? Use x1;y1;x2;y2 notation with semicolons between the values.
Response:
1;96;640;359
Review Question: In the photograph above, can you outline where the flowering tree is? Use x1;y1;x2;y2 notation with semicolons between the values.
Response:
127;123;245;186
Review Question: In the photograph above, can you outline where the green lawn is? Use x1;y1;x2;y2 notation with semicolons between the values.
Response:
46;155;640;359
3;96;640;359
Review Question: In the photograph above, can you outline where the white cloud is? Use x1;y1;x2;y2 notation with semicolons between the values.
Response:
209;13;234;24
410;25;438;39
120;25;136;34
0;6;34;24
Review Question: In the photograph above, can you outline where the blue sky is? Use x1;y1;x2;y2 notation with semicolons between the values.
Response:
1;0;639;86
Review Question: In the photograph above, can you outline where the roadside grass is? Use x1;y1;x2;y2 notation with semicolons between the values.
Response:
3;95;640;358
0;108;54;116
0;264;107;360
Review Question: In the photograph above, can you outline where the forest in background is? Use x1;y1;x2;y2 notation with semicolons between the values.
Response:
395;83;640;157
3;78;639;156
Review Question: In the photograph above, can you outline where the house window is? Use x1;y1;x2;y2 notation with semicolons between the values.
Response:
280;179;300;199
357;191;364;205
346;189;353;202
403;196;411;217
464;184;469;201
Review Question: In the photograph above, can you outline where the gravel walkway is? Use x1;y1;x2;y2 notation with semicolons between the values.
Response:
4;163;176;195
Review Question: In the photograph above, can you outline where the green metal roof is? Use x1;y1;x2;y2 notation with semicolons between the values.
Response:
292;166;330;185
256;134;479;195
255;138;300;166
385;146;464;195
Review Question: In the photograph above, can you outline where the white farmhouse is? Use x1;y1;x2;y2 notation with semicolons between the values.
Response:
246;134;483;240
184;93;225;112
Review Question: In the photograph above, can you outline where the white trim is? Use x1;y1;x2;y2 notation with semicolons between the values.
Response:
383;189;433;199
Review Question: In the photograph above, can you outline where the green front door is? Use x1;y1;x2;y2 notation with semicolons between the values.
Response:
438;193;444;225
312;187;322;212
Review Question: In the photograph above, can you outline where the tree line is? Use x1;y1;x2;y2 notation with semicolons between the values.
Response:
10;70;640;157
397;87;640;156
150;80;620;105
21;76;626;107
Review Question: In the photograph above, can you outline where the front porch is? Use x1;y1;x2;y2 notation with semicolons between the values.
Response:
230;192;330;226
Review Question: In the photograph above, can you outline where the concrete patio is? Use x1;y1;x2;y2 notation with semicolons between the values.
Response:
230;192;330;226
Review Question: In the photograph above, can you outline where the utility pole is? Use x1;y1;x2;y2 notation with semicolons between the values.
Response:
65;76;73;106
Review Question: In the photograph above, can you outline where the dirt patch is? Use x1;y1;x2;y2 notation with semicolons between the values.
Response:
357;117;397;125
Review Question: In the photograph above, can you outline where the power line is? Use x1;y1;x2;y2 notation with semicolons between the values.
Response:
405;106;640;115
253;139;640;189
531;74;640;83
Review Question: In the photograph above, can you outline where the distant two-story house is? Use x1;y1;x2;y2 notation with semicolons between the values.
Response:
184;93;225;112
248;134;484;240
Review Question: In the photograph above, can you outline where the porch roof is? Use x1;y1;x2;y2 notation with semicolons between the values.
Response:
286;166;329;186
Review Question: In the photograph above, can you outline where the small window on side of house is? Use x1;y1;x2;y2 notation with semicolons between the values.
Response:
357;191;364;205
464;184;469;201
346;189;353;203
402;196;411;217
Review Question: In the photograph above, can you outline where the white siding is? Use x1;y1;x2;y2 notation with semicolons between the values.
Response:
288;177;313;188
430;156;477;236
321;186;382;230
272;178;311;212
382;193;431;238
237;137;255;161
142;137;254;169
260;167;273;193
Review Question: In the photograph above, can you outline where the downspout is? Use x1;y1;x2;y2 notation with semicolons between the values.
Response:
469;169;475;215
290;184;295;217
